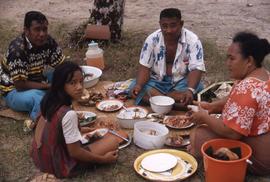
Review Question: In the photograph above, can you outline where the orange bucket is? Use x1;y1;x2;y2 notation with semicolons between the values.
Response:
201;139;252;182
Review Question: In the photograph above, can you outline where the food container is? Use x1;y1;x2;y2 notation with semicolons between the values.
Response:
149;96;175;114
201;139;252;182
197;81;233;102
133;121;169;150
77;111;97;126
85;41;105;70
116;106;148;129
81;65;102;88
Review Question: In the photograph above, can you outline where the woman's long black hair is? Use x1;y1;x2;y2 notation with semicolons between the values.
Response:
40;61;82;121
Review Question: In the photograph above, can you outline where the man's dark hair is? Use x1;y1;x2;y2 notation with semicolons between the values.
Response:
160;8;181;20
233;32;270;67
24;11;48;28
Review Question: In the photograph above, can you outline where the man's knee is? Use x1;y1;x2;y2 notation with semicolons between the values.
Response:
16;90;44;107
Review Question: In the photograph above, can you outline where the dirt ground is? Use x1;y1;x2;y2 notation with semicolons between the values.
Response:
0;0;269;49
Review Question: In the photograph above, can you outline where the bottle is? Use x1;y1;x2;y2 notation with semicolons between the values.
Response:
85;41;105;70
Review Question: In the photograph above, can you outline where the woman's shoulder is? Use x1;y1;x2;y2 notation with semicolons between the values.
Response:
231;77;270;97
62;110;77;119
239;76;268;86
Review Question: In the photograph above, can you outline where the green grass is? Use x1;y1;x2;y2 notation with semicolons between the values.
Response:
0;21;269;181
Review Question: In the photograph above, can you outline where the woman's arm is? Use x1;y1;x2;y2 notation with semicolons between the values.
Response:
194;96;228;114
190;110;243;139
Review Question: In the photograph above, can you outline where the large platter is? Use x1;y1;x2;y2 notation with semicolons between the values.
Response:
141;153;178;173
134;149;197;181
118;134;132;150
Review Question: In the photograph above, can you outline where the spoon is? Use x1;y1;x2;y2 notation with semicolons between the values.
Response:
122;105;129;111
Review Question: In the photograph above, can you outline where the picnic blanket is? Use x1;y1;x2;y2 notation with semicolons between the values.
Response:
0;81;113;121
0;81;193;136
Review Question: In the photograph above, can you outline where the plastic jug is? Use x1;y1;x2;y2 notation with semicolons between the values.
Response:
85;41;105;70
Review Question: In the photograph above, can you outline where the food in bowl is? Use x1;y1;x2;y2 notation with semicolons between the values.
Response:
96;99;124;112
117;106;148;129
102;104;120;111
77;111;97;126
163;115;193;129
81;65;102;88
165;134;191;147
146;113;165;123
166;135;184;146
88;91;104;105
84;73;94;81
149;96;175;114
78;90;104;106
133;121;169;149
118;107;147;119
140;129;159;136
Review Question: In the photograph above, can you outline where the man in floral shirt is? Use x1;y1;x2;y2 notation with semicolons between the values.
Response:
0;11;64;127
130;8;205;107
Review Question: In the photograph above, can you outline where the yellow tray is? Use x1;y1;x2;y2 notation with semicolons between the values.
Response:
134;149;197;181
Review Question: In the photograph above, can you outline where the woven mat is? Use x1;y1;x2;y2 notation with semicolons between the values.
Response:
0;108;29;121
0;80;193;136
0;81;113;121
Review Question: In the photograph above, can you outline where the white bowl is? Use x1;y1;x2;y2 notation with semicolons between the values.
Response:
149;96;175;114
117;106;148;129
81;65;102;88
133;121;169;150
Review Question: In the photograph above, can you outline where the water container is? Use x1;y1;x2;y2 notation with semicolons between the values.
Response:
85;41;105;70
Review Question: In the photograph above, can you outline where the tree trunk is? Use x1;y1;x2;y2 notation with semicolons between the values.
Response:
89;0;125;41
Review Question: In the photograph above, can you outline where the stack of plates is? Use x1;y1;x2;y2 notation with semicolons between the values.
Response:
134;149;197;181
141;153;178;173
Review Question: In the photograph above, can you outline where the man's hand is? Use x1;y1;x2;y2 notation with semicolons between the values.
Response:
131;84;142;98
179;90;194;106
102;150;118;163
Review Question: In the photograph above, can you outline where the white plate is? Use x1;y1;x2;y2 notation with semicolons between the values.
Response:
96;99;124;112
118;106;148;119
141;153;178;173
146;113;165;123
77;111;97;126
134;149;198;181
163;115;194;129
81;128;108;144
165;137;191;148
167;122;195;129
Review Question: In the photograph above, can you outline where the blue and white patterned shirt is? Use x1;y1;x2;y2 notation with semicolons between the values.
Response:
139;28;206;83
